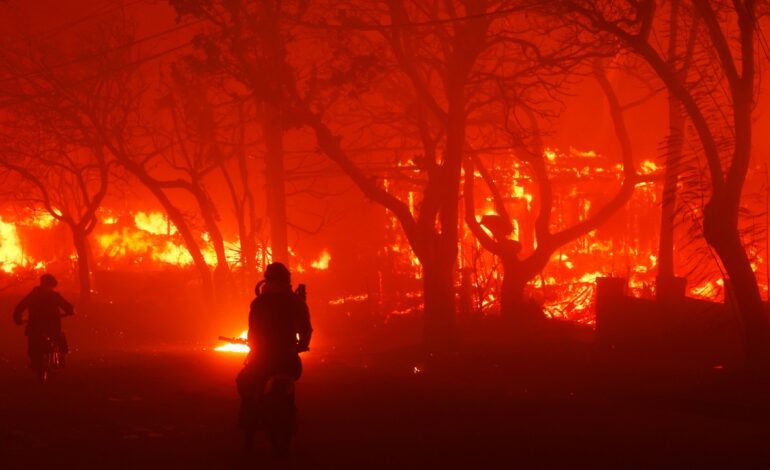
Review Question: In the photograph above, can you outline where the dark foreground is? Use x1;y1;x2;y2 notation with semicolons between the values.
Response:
2;343;770;469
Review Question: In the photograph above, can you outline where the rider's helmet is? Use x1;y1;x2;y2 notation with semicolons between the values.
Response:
40;273;58;289
264;262;291;285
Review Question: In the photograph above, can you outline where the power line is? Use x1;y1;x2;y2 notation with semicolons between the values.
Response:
1;0;147;48
289;4;537;31
0;40;193;109
0;19;203;85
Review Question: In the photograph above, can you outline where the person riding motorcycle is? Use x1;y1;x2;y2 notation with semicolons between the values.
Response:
12;274;74;370
236;262;313;444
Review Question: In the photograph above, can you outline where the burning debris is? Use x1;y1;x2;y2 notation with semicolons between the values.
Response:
215;330;250;354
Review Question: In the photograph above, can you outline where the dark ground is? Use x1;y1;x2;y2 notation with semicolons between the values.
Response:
2;337;770;469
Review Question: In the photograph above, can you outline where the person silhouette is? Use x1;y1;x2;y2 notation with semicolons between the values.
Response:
236;262;313;447
13;274;74;371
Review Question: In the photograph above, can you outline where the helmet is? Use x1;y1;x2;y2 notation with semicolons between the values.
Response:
264;262;291;285
40;273;58;288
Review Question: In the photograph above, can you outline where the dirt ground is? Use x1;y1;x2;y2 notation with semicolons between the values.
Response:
2;337;770;470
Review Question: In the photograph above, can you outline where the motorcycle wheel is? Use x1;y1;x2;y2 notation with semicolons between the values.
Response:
265;396;296;455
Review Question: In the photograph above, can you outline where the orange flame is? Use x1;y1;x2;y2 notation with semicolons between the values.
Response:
0;218;25;273
310;250;331;270
214;330;249;353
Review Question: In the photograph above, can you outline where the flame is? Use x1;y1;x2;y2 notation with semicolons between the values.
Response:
329;293;368;305
311;250;331;270
134;211;176;235
94;211;247;269
97;228;198;266
0;139;759;332
640;160;659;174
0;217;24;273
570;147;598;158
215;330;249;353
23;212;56;228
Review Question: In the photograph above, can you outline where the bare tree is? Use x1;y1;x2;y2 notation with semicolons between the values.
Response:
558;0;770;365
0;26;127;300
657;0;698;292
170;0;300;266
464;62;640;319
219;100;261;280
151;63;238;294
302;0;503;346
41;24;221;302
0;139;108;302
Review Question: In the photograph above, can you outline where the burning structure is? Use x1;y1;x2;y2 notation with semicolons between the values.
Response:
2;145;764;328
0;0;767;364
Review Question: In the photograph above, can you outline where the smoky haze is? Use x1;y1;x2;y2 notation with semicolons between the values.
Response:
2;1;770;468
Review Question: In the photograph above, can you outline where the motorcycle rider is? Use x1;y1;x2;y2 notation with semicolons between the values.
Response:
12;274;74;370
236;262;313;446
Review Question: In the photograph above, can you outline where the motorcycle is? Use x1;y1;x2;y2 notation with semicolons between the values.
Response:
219;337;307;454
23;319;68;383
262;371;298;454
34;333;67;383
220;283;308;454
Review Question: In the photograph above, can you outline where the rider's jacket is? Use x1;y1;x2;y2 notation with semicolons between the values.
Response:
248;283;312;372
13;287;74;336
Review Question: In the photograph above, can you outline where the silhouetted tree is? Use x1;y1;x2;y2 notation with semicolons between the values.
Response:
0;142;108;302
464;62;641;319
171;0;299;267
657;0;698;292
302;0;503;347
0;25;126;301
152;63;238;295
219;100;261;280
30;22;221;302
557;0;770;366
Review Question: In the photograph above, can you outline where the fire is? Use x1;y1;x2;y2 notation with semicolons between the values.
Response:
23;212;55;228
0;141;759;334
310;250;331;270
640;160;658;174
97;228;198;266
0;217;24;273
215;330;249;353
570;147;598;158
134;211;176;235
96;211;243;269
689;279;725;301
329;293;368;305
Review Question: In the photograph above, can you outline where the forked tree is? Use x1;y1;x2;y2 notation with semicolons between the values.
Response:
464;62;642;319
557;0;770;365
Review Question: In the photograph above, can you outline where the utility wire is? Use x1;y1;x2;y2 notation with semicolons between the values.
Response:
0;0;147;48
0;19;204;85
0;40;193;109
289;4;538;31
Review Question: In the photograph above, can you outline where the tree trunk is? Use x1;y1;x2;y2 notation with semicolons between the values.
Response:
150;189;213;300
71;227;91;302
421;251;456;349
704;197;770;367
195;190;231;297
115;159;215;301
263;105;289;266
707;76;770;368
240;147;258;278
237;217;255;276
499;258;542;322
499;265;525;319
658;94;685;282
